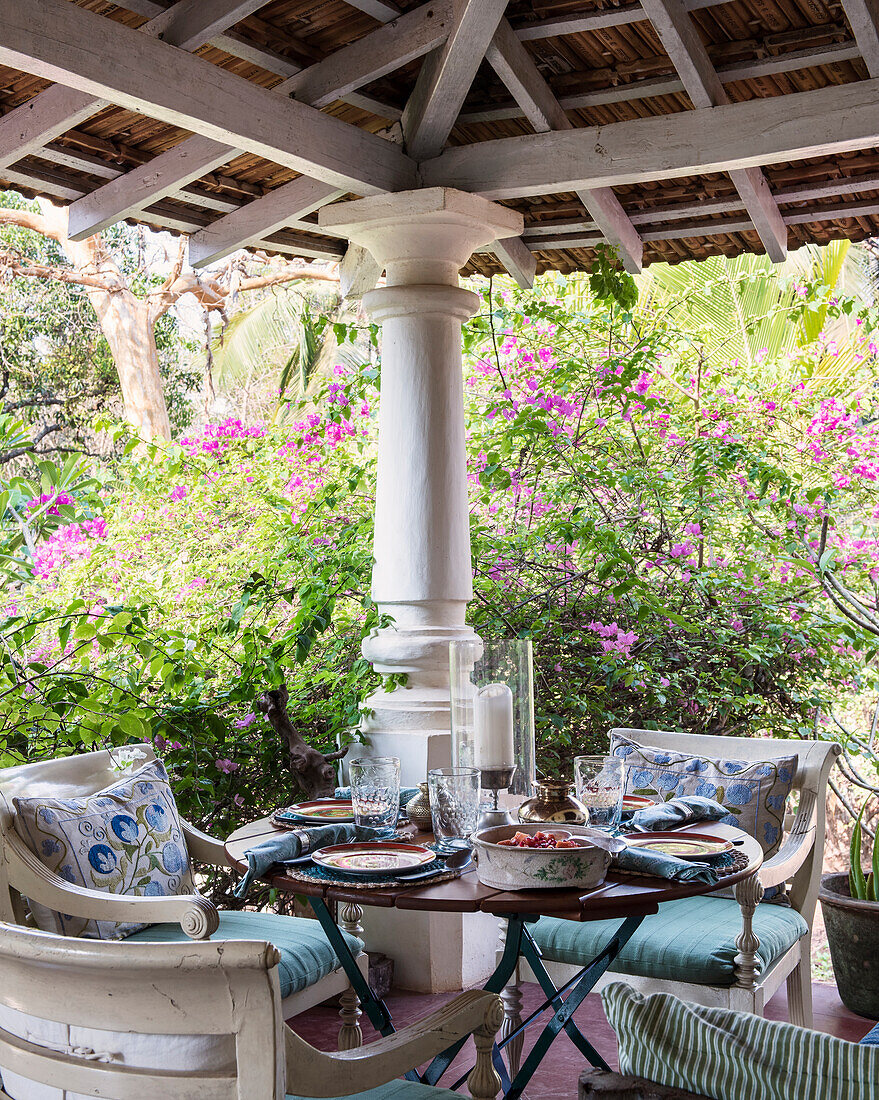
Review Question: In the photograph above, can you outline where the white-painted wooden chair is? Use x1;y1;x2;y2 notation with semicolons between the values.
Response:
500;729;840;1067
0;921;504;1100
0;745;368;1045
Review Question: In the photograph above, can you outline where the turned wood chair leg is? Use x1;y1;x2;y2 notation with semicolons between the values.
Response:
733;873;764;1004
786;935;813;1029
500;975;524;1079
468;998;505;1100
337;901;364;1050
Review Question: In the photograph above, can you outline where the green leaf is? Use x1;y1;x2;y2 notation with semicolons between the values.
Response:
850;802;868;901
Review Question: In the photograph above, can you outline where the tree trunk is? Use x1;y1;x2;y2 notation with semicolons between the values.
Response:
90;294;172;441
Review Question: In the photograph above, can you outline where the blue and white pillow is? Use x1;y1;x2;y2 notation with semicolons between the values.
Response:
611;733;796;863
13;760;194;940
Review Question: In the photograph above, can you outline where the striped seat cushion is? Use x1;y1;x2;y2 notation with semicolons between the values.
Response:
532;895;807;986
128;910;362;999
601;983;879;1100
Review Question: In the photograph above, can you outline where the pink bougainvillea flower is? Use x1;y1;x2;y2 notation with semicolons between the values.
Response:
215;758;239;774
234;712;257;729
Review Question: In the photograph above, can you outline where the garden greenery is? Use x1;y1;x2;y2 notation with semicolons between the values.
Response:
0;256;877;900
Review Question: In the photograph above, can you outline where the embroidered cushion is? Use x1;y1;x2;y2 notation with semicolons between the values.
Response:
13;760;194;940
601;982;879;1099
610;733;796;859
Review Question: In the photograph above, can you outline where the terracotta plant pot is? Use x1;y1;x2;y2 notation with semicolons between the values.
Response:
819;872;879;1019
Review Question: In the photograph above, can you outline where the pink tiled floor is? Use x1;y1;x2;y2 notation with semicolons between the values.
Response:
289;981;875;1099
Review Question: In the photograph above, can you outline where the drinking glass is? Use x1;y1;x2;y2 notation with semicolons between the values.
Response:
574;755;625;830
428;767;481;843
349;756;401;834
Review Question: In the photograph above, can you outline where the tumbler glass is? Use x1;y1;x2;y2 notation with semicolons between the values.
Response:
349;756;401;834
574;755;625;830
428;767;481;843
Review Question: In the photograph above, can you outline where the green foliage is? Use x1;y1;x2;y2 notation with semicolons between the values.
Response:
849;798;879;901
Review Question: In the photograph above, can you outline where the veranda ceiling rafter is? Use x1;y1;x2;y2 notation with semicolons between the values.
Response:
486;18;644;273
66;0;452;243
511;0;735;41
839;0;879;77
0;0;417;197
638;0;788;261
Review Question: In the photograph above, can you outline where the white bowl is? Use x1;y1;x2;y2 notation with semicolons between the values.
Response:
472;823;625;891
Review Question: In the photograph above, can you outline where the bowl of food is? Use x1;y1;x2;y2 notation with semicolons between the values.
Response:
472;823;626;890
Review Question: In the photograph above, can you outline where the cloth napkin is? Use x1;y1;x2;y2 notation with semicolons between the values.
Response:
334;785;420;809
233;823;384;899
628;795;728;833
614;845;719;884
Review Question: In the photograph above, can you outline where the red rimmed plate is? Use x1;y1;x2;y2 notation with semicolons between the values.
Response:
274;799;356;825
621;795;655;812
622;831;734;859
312;842;435;876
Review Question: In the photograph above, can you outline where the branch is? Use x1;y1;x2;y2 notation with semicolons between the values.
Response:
236;266;340;293
0;253;116;292
0;207;67;245
0;423;63;464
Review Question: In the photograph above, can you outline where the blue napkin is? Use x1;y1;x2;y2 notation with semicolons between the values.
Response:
334;785;420;810
615;845;719;884
628;795;728;833
233;823;384;899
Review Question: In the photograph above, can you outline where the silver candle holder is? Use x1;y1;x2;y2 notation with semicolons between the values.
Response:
477;764;516;832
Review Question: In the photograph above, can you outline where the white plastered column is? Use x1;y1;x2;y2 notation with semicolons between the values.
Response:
320;189;523;783
319;190;523;991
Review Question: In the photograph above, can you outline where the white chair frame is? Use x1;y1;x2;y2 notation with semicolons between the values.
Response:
0;921;504;1100
501;728;840;1059
0;744;368;1042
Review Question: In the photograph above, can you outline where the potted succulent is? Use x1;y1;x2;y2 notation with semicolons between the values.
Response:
819;799;879;1018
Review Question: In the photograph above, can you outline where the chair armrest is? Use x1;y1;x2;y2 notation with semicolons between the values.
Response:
579;1069;713;1099
4;831;218;940
181;819;234;867
758;807;816;890
286;990;504;1098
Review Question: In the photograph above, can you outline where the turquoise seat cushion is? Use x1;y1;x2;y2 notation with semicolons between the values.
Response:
127;911;362;999
532;895;808;986
288;1085;460;1100
602;982;879;1100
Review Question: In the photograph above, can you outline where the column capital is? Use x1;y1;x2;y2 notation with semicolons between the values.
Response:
319;187;523;285
362;283;479;325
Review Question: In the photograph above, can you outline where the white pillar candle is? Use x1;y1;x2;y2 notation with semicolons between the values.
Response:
474;682;514;768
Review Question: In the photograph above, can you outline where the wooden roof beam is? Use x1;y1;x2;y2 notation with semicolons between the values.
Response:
512;0;734;40
486;17;643;273
0;0;266;172
638;0;787;261
65;1;446;241
0;0;416;194
489;235;538;288
189;177;345;266
421;78;879;197
839;0;879;76
401;0;510;161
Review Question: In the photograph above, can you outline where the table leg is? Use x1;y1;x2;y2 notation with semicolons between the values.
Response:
338;901;364;1050
307;898;395;1038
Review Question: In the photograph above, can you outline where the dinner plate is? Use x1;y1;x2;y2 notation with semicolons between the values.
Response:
312;842;435;876
621;794;655;812
274;799;356;825
622;831;734;859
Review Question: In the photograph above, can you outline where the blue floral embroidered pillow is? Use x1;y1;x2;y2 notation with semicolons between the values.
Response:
611;733;797;889
13;760;194;940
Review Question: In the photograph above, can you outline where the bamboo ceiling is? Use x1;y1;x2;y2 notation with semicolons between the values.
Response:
0;0;877;275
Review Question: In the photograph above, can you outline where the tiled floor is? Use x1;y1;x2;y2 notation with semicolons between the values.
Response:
290;981;876;1099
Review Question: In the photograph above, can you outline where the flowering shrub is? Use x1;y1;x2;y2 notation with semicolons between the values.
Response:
1;263;877;901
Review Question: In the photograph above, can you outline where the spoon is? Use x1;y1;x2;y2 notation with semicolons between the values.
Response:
395;846;473;881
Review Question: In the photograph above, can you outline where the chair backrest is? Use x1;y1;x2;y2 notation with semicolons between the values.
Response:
611;728;841;918
0;921;285;1100
0;744;159;926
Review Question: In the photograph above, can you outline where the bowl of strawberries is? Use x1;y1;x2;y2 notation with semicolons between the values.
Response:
472;823;626;890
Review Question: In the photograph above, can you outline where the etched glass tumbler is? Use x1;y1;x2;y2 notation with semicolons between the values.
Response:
428;767;481;843
349;756;401;834
574;755;625;830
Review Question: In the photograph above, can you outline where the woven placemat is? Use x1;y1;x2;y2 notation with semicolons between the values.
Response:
278;859;464;891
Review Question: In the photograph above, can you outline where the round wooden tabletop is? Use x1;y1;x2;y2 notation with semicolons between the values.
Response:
225;818;763;923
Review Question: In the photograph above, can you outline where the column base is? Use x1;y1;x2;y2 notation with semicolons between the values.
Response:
360;907;499;992
347;728;451;787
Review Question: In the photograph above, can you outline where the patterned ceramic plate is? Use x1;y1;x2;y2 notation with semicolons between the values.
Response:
622;831;734;859
621;795;655;812
312;842;434;876
274;800;356;825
